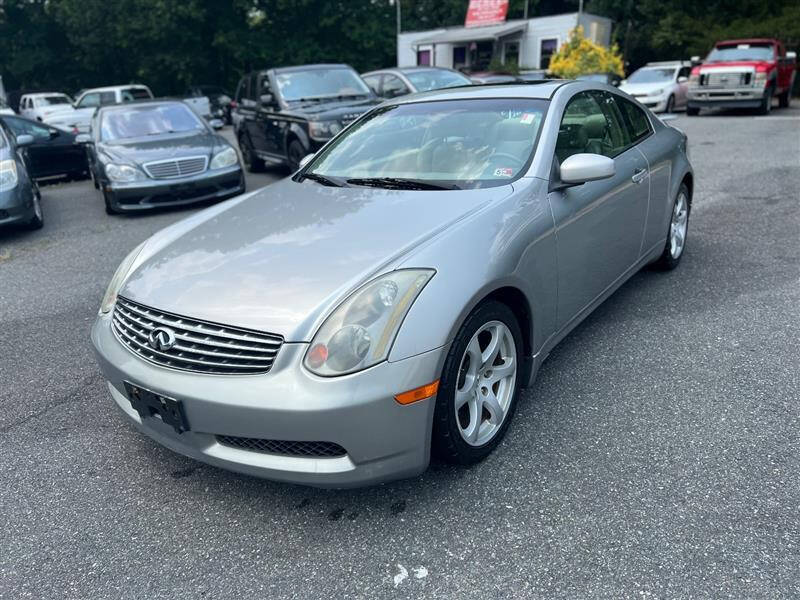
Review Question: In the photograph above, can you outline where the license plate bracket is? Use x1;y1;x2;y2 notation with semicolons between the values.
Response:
124;382;190;434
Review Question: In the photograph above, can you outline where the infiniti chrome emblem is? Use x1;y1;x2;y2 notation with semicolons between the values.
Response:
148;327;176;351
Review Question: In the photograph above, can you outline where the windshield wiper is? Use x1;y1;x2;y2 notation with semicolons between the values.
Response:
346;177;460;191
298;172;347;187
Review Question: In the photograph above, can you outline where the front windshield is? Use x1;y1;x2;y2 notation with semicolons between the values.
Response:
627;68;675;83
275;68;371;102
305;98;547;189
36;95;71;107
706;43;774;62
100;104;204;141
405;70;471;92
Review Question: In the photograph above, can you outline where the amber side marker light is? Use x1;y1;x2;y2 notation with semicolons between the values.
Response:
394;380;440;405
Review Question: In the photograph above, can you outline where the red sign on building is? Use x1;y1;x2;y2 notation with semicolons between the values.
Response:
465;0;510;28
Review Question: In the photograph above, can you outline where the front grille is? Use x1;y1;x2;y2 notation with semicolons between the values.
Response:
216;436;347;458
700;71;751;88
112;297;283;375
143;156;208;179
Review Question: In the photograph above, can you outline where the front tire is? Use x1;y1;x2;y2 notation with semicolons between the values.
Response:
778;89;791;108
653;183;690;270
758;87;773;115
103;190;120;215
665;95;675;114
238;133;264;173
24;187;44;230
432;301;523;465
286;138;306;173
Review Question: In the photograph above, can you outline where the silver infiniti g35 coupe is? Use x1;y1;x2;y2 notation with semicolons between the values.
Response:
92;80;693;488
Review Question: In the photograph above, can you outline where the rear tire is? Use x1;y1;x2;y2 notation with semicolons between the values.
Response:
686;106;699;116
653;183;690;271
432;301;523;465
238;133;264;173
778;89;790;108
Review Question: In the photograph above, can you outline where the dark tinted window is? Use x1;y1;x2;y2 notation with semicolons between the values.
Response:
3;116;51;139
614;96;652;142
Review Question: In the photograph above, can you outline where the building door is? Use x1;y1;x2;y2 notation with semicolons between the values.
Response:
539;38;559;69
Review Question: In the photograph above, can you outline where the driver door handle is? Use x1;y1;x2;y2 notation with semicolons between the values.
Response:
632;168;648;184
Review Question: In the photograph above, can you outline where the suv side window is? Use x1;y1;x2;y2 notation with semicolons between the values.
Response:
614;95;653;143
382;75;409;98
99;91;116;105
362;74;382;96
77;93;100;108
556;91;631;162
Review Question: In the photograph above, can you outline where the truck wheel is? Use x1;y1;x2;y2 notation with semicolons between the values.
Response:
686;106;699;116
778;89;791;109
238;133;265;173
758;87;773;115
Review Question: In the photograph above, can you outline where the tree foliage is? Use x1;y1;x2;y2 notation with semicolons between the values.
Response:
548;26;623;77
0;0;797;96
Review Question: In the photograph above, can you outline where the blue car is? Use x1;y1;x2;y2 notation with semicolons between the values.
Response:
0;121;42;230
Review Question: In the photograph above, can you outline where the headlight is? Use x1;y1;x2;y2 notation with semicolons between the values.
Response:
651;88;666;96
304;269;434;376
754;71;768;87
105;163;144;183
0;159;18;191
99;241;146;314
210;146;238;169
308;120;342;141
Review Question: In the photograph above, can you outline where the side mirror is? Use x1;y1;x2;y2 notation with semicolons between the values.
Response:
208;118;224;130
690;55;701;64
787;51;797;61
298;154;314;169
16;134;34;147
259;93;274;105
677;76;688;83
559;153;615;186
74;133;92;144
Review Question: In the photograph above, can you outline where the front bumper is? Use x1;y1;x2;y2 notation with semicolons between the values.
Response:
0;186;35;227
91;313;445;488
105;165;244;212
687;86;766;109
632;96;669;112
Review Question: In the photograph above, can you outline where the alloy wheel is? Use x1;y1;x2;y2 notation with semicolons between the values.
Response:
454;320;517;447
669;192;688;259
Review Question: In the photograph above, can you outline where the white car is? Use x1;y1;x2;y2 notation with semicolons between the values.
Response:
0;99;13;116
619;62;693;113
19;92;75;122
62;84;154;133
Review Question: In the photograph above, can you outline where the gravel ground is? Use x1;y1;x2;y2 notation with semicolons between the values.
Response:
1;108;799;599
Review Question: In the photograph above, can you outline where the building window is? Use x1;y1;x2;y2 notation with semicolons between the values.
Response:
539;38;559;70
503;41;520;67
417;49;431;66
453;46;467;70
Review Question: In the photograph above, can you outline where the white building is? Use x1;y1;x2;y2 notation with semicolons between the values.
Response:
397;12;612;73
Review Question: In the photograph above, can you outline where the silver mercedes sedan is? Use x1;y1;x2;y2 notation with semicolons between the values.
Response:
92;81;693;488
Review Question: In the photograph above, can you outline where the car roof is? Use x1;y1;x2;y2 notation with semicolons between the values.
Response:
716;38;777;46
270;64;354;74
96;99;186;113
80;84;150;94
389;80;572;104
23;92;70;98
362;66;466;77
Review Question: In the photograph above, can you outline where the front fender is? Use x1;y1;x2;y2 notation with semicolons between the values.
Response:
286;123;310;153
388;178;558;367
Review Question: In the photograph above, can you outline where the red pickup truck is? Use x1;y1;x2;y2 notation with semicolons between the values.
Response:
687;38;797;115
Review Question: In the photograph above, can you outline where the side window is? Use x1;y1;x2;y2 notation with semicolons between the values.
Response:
614;96;652;143
678;66;691;80
556;91;631;162
382;75;409;98
362;74;382;96
99;92;116;105
5;116;49;139
77;93;100;108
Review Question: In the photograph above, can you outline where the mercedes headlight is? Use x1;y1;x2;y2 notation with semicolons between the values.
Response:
210;146;238;169
105;163;144;183
100;241;146;314
0;159;18;191
308;120;342;141
304;269;434;376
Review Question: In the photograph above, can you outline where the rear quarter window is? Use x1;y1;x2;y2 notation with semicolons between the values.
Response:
615;96;652;142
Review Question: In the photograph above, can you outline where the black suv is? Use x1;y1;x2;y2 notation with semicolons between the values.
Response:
233;64;380;172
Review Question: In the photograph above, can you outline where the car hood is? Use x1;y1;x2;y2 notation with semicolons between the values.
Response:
99;131;221;166
120;178;512;340
620;82;672;95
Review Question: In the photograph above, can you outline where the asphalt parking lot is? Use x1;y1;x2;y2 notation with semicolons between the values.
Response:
1;108;799;599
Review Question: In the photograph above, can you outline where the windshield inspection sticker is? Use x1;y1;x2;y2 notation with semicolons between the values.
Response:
494;168;514;177
520;113;535;125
